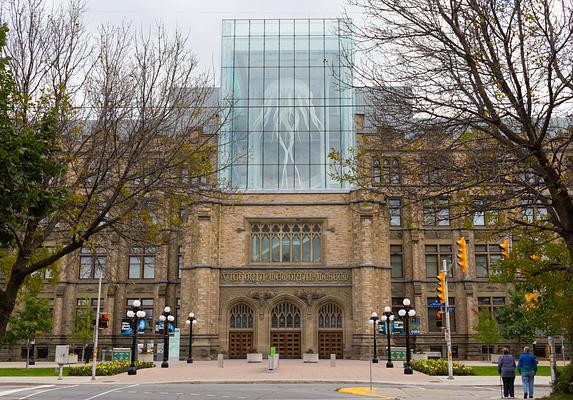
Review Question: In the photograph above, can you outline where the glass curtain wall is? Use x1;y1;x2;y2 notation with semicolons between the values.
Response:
219;19;354;190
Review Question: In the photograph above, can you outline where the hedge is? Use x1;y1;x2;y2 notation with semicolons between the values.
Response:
553;363;573;395
68;361;155;376
411;359;475;376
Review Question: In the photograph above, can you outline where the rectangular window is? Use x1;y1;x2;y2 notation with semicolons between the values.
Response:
423;200;450;226
79;247;106;279
425;245;452;277
175;298;181;327
389;199;401;227
478;296;505;317
427;297;456;332
75;298;102;328
390;245;403;278
373;157;400;185
178;245;183;279
250;222;321;264
128;247;156;279
391;297;403;316
475;244;502;277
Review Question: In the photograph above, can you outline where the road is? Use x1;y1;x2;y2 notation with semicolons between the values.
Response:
0;383;552;400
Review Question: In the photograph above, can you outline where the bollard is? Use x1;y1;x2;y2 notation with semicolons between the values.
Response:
217;353;224;368
330;354;336;367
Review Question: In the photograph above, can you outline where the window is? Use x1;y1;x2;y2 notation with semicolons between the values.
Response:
425;245;452;277
128;247;156;279
318;304;342;329
177;245;183;279
473;201;499;226
475;244;502;277
427;297;456;332
388;199;401;227
229;304;254;329
47;298;55;319
250;222;321;264
391;297;403;316
271;302;301;329
373;158;400;185
175;298;181;327
423;200;450;226
75;298;102;328
521;200;548;223
478;296;505;317
126;298;154;330
390;245;403;278
79;247;106;279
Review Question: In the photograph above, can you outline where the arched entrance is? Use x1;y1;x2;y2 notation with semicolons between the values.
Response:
318;303;343;358
228;304;254;358
270;302;301;358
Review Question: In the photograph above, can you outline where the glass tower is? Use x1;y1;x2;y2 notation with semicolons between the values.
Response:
219;19;354;191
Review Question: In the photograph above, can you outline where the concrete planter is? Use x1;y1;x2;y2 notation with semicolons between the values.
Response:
139;353;154;362
247;353;263;363
303;353;319;363
412;353;428;360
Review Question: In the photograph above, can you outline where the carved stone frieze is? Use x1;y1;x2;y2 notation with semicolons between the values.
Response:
295;290;325;306
248;291;276;307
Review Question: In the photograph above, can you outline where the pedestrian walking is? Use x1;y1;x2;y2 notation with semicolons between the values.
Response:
518;346;538;398
498;348;516;398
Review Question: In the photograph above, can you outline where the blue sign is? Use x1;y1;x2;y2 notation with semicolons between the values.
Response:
138;319;146;332
429;301;444;308
155;321;175;334
121;319;132;336
378;317;421;336
447;306;455;312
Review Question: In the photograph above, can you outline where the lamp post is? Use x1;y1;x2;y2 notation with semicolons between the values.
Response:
398;298;416;375
159;306;175;368
381;306;395;368
185;312;197;363
368;312;379;363
126;300;146;375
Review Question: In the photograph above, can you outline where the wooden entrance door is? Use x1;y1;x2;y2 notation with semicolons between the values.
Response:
318;331;343;358
271;331;301;358
228;331;253;358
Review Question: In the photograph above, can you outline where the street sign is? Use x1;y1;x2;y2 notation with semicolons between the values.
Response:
112;348;131;361
429;301;444;308
447;306;455;312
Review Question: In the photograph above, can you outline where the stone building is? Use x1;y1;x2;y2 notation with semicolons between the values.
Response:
2;18;560;362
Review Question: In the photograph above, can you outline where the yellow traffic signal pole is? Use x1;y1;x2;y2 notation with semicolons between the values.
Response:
442;258;454;380
91;258;104;381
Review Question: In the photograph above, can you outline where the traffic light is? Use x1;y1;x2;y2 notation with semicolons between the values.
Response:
499;239;510;258
436;272;446;304
434;312;443;327
456;237;468;272
99;312;110;329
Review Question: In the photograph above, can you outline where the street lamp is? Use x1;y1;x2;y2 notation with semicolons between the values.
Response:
185;312;197;363
381;306;395;368
159;306;175;368
398;298;416;375
368;312;379;363
126;300;146;375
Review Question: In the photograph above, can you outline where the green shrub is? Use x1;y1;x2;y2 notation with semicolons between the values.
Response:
553;363;573;395
411;359;475;376
68;361;154;376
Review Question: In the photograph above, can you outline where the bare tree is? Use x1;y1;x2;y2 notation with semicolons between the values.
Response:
0;0;224;341
339;0;573;260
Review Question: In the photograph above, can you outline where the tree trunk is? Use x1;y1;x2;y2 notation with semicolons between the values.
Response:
25;339;29;369
82;343;86;364
0;270;26;344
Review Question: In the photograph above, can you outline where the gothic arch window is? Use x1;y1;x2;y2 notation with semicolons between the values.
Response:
229;304;254;329
271;302;301;329
250;222;321;264
318;303;343;329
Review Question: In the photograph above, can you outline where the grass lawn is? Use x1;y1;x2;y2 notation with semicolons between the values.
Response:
471;365;558;376
0;367;69;377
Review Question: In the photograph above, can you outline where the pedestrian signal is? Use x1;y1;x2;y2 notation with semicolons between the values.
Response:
99;312;110;329
436;272;446;304
456;237;468;272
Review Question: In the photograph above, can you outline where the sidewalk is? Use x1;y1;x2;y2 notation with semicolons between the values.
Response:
0;359;554;386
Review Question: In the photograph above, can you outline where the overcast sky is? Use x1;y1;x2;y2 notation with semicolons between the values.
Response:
61;0;362;83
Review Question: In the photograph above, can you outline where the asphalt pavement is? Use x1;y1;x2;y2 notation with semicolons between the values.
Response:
0;383;553;400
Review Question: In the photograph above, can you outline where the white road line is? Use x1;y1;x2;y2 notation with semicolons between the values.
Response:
19;385;78;399
0;386;54;397
83;384;139;400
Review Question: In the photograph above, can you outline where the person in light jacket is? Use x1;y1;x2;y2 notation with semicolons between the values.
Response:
498;348;516;398
518;346;538;398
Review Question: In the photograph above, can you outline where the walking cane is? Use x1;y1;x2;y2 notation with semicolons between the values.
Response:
499;375;504;399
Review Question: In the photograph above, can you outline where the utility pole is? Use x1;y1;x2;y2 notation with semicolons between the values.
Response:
442;258;454;380
91;260;103;381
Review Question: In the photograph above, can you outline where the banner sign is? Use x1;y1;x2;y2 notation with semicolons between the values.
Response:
379;317;421;336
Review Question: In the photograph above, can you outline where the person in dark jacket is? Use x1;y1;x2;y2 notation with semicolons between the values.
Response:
498;348;516;398
518;346;538;398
